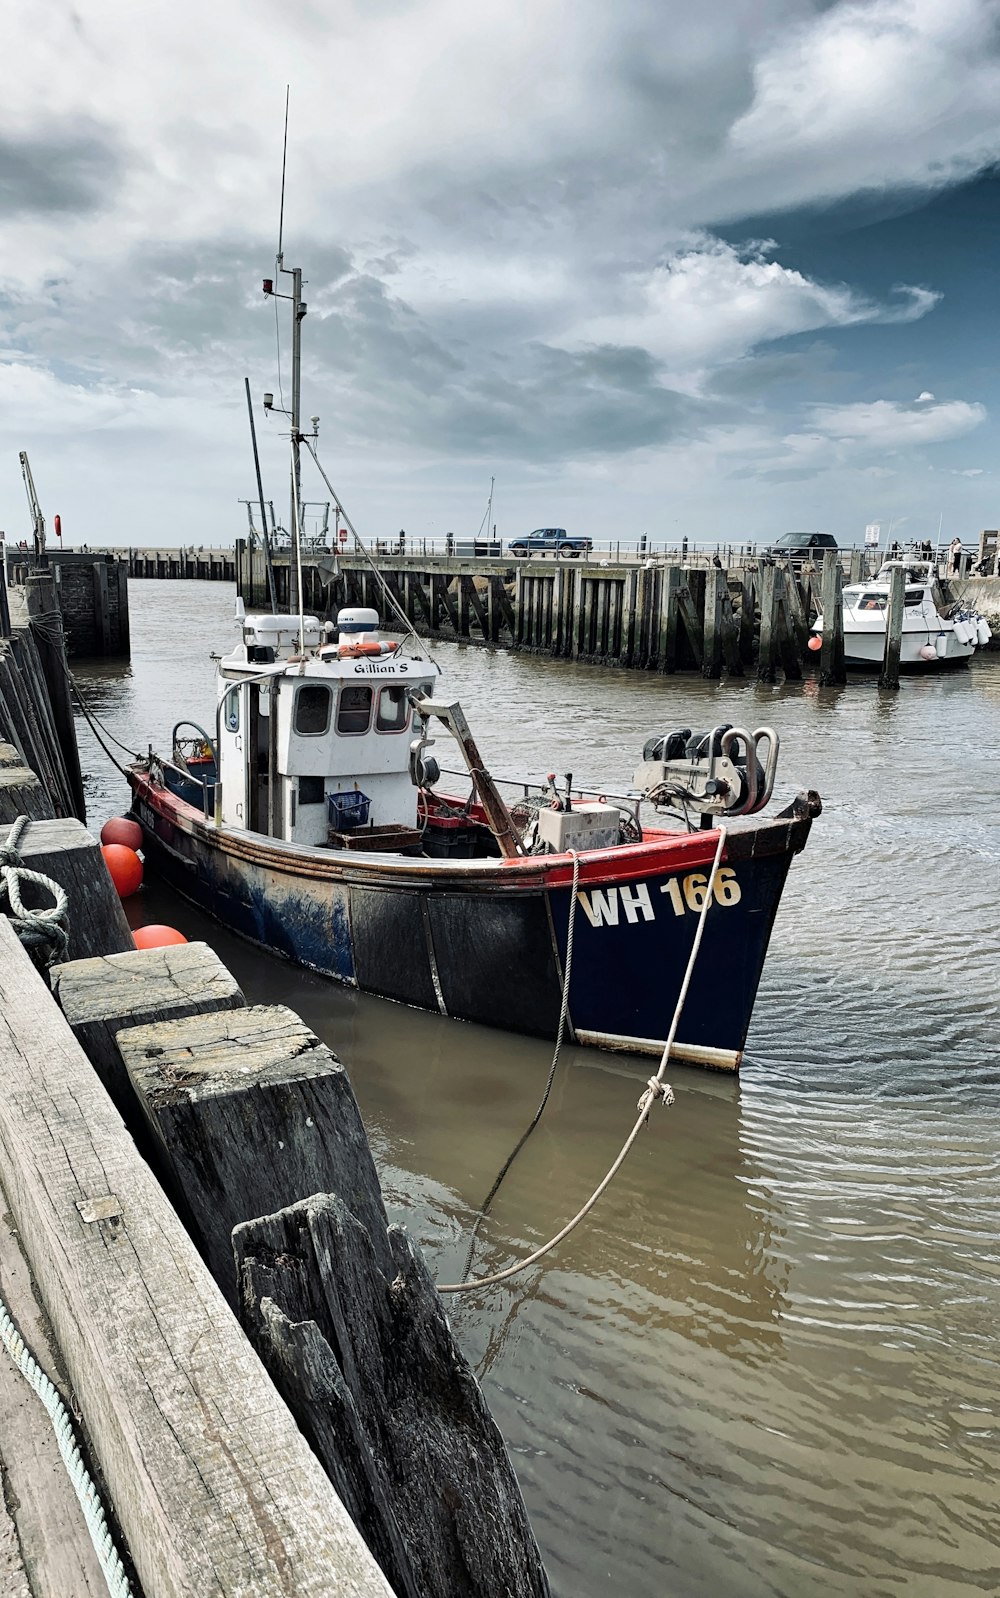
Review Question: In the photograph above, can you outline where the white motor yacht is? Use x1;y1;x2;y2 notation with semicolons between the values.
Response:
813;560;991;668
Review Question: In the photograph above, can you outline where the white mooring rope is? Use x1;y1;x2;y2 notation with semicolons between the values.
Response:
438;826;728;1294
0;814;70;965
0;1296;134;1596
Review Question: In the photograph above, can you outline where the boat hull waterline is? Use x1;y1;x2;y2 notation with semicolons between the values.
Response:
129;773;818;1071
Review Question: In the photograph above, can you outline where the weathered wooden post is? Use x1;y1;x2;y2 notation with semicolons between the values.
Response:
757;563;778;682
818;548;846;686
702;567;725;678
738;569;756;665
775;569;803;680
657;565;682;672
514;566;525;645
879;563;906;689
51;942;245;1124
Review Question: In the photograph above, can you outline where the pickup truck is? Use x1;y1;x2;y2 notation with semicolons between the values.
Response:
508;527;592;558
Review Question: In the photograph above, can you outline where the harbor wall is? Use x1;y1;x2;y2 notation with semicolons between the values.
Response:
4;549;130;658
235;540;862;681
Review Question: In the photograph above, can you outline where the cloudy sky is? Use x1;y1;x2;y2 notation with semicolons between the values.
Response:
2;0;999;550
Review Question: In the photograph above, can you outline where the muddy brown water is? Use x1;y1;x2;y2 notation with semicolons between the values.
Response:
73;579;1000;1598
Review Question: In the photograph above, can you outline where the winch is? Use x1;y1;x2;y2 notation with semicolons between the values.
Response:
634;724;779;817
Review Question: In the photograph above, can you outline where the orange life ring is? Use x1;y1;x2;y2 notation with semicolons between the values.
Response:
337;640;399;658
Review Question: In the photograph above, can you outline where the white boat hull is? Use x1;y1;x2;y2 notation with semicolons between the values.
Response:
840;624;974;668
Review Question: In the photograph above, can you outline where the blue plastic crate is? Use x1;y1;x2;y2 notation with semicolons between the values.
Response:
327;789;371;831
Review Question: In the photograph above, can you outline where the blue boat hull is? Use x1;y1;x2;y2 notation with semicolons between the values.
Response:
130;779;815;1069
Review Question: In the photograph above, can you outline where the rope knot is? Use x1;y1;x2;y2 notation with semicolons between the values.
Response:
637;1077;675;1121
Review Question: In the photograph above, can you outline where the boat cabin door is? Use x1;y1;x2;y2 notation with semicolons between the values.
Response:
247;681;272;833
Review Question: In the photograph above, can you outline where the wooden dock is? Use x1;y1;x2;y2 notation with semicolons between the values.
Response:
236;540;884;681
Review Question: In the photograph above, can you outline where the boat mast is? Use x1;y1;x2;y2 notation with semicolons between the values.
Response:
263;90;308;644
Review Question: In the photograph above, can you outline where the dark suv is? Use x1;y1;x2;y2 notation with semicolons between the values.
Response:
508;527;592;558
764;531;838;562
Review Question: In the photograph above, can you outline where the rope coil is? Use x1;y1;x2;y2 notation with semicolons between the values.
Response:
0;815;70;966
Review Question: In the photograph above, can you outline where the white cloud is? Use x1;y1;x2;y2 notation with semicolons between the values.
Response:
805;397;986;449
724;0;1000;214
566;239;937;376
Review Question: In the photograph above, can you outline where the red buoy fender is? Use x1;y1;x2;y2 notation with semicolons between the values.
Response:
133;924;187;949
102;843;143;898
101;816;144;851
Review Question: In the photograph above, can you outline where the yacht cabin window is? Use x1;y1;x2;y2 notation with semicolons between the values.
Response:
336;684;373;735
295;684;332;736
376;685;409;733
224;688;240;732
904;589;925;607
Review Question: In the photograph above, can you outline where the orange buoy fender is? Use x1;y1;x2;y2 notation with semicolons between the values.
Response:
102;843;143;898
133;924;187;949
101;816;144;851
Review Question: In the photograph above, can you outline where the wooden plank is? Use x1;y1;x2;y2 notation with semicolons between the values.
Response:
0;920;394;1598
0;816;134;960
115;1005;389;1311
50;942;245;1126
236;1193;551;1598
0;1175;109;1596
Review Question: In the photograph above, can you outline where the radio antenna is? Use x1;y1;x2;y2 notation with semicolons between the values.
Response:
277;84;290;264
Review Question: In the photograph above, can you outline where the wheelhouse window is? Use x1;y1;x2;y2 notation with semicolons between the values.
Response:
295;684;332;736
376;685;409;733
224;688;240;732
336;684;373;735
855;592;887;611
904;589;925;607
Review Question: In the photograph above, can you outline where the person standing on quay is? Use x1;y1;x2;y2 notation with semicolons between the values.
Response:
949;535;963;574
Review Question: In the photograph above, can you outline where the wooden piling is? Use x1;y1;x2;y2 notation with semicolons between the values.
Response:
818;549;846;686
757;563;778;682
50;942;245;1123
115;1004;390;1310
879;564;906;690
237;1194;551;1598
0;920;395;1598
702;568;725;678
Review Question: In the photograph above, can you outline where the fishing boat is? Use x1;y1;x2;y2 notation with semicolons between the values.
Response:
126;253;821;1071
813;560;991;668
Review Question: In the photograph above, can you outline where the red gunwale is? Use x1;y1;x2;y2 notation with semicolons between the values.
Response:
131;769;736;890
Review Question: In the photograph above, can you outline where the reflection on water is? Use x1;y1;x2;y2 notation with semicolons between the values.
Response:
77;581;1000;1598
